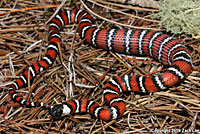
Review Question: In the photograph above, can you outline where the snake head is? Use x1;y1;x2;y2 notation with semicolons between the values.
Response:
50;103;72;117
49;104;64;117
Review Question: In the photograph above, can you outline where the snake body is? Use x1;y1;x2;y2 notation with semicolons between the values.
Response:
8;9;193;121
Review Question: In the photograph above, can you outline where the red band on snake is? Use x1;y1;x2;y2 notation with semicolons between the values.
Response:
8;9;193;121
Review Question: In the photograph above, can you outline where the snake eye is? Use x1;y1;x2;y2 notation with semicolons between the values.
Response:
50;104;64;117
